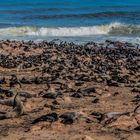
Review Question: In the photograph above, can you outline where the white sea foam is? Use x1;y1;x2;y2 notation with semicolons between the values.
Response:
0;22;139;37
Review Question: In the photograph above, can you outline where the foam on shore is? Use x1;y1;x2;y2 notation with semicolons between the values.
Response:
0;23;139;37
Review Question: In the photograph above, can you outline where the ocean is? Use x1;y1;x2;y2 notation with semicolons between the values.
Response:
0;0;140;44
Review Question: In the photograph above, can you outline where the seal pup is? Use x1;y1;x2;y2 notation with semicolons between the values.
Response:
9;74;22;88
0;88;24;119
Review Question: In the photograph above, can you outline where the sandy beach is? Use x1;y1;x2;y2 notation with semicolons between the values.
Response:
0;40;139;140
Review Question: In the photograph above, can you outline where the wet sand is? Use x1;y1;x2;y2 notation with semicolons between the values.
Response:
0;40;140;140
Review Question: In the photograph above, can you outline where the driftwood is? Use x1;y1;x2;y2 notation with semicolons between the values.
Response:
0;88;24;120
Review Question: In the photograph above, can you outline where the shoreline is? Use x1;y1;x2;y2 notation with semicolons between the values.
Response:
0;40;140;140
0;35;140;46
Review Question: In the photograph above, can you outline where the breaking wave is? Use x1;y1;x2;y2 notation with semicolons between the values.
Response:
0;23;139;37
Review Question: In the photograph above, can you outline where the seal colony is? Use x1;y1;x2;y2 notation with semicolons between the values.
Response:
0;40;140;140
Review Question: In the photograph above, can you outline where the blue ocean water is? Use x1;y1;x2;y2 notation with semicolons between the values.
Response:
0;0;140;43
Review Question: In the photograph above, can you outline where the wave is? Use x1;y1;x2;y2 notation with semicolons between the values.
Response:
23;11;140;20
0;23;139;37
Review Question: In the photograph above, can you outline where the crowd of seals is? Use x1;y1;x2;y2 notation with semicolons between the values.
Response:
0;40;140;140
